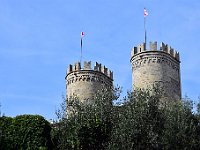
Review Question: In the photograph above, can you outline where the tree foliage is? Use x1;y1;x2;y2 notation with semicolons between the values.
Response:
0;116;13;150
0;115;53;150
52;86;115;150
53;87;200;150
1;87;200;150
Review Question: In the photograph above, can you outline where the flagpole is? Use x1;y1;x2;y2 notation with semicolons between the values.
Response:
80;37;82;64
144;16;147;50
80;32;84;65
144;8;148;50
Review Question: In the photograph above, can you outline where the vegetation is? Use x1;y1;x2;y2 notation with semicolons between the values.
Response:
0;115;52;150
1;87;200;149
52;87;200;150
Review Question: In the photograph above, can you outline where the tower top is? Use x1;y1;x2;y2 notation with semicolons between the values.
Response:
131;41;180;61
66;61;113;80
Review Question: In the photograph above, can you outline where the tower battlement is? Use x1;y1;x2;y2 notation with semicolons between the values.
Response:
132;42;180;61
67;61;113;80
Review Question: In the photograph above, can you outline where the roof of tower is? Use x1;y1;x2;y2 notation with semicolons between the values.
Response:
131;41;180;62
66;61;113;80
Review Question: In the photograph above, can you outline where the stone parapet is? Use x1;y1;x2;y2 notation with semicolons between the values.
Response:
131;42;180;61
67;61;113;80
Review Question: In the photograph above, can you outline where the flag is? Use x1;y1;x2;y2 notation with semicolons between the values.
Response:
81;31;84;38
144;8;148;17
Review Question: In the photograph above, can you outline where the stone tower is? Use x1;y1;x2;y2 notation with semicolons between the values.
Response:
66;61;113;103
130;42;181;100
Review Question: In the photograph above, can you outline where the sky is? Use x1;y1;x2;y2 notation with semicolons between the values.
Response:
0;0;200;120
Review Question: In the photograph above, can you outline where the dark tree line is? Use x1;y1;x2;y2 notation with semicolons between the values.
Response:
1;87;200;149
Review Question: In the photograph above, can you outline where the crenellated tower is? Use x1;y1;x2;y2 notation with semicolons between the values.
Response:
66;61;113;103
130;42;181;100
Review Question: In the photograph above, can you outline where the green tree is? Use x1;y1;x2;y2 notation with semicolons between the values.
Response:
108;87;164;149
53;86;117;150
0;116;14;150
53;86;200;150
0;115;53;150
160;96;200;149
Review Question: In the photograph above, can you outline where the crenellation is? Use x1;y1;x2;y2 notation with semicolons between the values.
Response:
172;49;176;58
67;61;113;80
175;51;180;61
131;42;180;61
72;64;76;71
133;47;138;55
169;47;174;56
138;43;146;52
84;61;91;70
132;43;146;56
101;65;108;75
150;41;157;51
73;62;81;71
108;70;113;80
167;45;171;54
94;62;102;71
160;42;168;52
67;64;73;74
